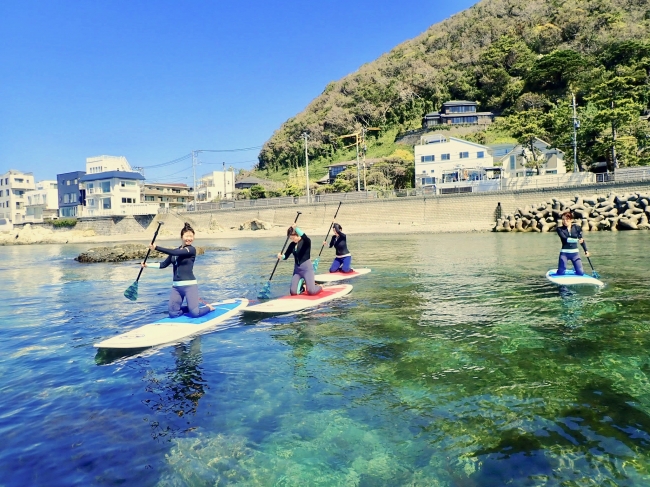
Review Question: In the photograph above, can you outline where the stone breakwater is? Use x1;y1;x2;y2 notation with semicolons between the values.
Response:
494;191;650;232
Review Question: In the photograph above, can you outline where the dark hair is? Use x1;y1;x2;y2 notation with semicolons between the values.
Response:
181;222;195;237
287;226;298;237
561;211;574;220
333;223;342;232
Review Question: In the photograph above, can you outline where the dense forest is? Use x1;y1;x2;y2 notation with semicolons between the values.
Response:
257;0;650;180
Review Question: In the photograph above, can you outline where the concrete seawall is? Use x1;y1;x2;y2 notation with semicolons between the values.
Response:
154;180;650;235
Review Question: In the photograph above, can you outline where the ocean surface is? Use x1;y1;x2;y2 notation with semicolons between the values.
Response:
1;230;649;486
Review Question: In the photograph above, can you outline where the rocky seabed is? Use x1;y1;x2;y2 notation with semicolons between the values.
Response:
494;192;650;233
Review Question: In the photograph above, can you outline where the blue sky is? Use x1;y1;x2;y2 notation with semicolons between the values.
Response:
0;0;477;183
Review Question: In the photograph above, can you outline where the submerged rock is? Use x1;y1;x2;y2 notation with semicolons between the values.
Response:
74;244;229;263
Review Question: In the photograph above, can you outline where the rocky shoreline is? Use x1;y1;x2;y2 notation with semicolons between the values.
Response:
494;191;650;232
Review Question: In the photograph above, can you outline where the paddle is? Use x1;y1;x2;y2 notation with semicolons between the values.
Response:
124;221;164;301
257;212;301;299
585;254;600;279
313;201;342;271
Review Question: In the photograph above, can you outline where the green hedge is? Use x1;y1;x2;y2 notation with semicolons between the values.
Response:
51;218;77;228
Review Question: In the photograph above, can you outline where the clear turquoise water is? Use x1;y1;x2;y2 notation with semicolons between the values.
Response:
1;231;649;486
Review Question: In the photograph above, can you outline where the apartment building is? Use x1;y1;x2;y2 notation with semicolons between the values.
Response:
25;180;59;222
197;170;235;202
0;170;36;224
57;171;86;218
142;183;193;210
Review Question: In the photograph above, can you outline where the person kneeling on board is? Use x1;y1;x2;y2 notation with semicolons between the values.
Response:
556;211;590;276
141;222;214;317
278;224;323;296
324;223;353;273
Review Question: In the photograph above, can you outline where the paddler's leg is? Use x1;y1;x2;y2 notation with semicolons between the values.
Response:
290;268;301;295
329;257;342;273
168;286;184;318
557;253;568;275
570;254;585;276
184;284;212;317
301;260;322;295
341;256;352;273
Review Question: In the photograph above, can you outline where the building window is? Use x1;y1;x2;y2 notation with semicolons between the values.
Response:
459;152;469;159
63;194;70;204
441;154;450;161
70;192;77;203
546;170;557;174
509;155;516;170
121;197;135;203
102;198;111;209
101;181;111;193
145;196;155;202
66;180;71;185
420;155;435;162
87;183;94;194
477;151;484;158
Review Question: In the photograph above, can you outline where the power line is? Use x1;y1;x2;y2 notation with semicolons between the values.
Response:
140;153;192;169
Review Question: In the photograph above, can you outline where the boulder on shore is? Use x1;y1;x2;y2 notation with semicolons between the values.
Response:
239;219;272;231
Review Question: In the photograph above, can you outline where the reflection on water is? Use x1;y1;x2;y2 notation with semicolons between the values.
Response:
1;232;650;486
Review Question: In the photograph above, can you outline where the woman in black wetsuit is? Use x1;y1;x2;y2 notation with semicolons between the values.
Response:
141;222;214;318
324;223;353;273
556;211;590;275
277;223;323;296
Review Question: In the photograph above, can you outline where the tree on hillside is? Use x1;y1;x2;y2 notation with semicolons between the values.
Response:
500;108;550;174
586;68;646;169
249;185;266;199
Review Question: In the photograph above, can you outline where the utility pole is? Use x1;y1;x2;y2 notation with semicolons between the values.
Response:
611;100;618;170
572;93;579;172
222;161;226;199
191;150;197;211
302;132;310;203
355;134;360;192
361;127;367;191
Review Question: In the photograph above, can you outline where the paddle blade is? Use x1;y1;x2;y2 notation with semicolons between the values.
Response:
592;271;601;279
257;281;272;300
124;281;139;301
312;257;319;271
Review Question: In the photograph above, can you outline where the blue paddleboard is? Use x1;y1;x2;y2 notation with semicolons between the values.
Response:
546;269;604;287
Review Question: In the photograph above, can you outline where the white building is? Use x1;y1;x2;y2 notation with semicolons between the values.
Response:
25;180;59;222
197;170;235;202
0;169;36;224
79;156;158;217
498;139;566;178
414;134;494;188
85;155;133;174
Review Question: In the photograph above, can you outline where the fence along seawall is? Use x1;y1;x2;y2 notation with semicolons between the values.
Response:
161;179;650;235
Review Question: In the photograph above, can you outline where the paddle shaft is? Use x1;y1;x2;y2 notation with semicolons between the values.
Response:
317;201;342;257
135;221;163;282
266;212;301;282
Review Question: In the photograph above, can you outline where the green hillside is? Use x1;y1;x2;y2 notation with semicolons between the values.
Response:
255;0;650;192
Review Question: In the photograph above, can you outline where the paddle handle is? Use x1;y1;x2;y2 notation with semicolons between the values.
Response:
317;201;342;257
135;221;163;282
267;212;301;282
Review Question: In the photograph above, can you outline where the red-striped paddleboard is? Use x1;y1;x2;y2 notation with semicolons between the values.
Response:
314;268;371;283
246;284;352;314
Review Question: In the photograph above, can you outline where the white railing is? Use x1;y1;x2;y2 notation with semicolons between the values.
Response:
193;191;378;211
83;203;159;217
501;172;595;191
614;167;650;182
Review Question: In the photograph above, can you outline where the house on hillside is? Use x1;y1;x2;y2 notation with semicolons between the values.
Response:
234;176;274;190
422;101;494;128
197;170;235;201
498;139;566;178
414;134;495;189
325;158;380;184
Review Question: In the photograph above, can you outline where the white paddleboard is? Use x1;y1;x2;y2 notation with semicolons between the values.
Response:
246;284;353;314
546;269;604;286
94;298;248;349
314;268;371;283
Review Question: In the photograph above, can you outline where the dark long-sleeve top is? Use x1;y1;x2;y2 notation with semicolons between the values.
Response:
556;224;588;253
283;228;312;266
329;231;350;257
150;244;197;285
